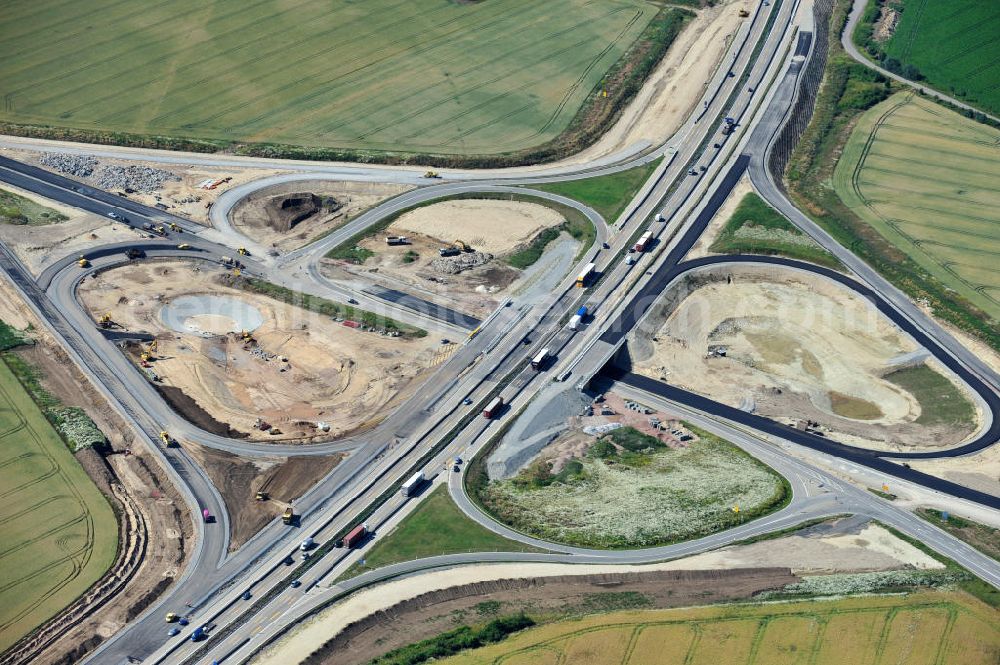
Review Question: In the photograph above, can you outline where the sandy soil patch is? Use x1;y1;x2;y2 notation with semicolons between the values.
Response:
389;199;564;256
2;147;286;226
907;445;1000;497
255;518;929;665
77;261;441;441
687;175;752;259
231;180;411;253
629;266;979;450
562;0;745;167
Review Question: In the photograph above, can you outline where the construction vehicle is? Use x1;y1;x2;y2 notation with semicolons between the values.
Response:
152;225;166;236
423;171;440;178
438;246;460;257
77;256;90;268
165;612;178;623
384;236;409;246
221;256;235;266
454;240;472;252
177;243;191;250
125;248;145;260
169;222;181;232
160;430;173;447
282;506;294;524
738;8;750;17
98;313;114;328
255;490;269;501
237;247;249;255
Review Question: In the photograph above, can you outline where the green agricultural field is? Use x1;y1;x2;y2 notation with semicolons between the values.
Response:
0;359;117;652
881;0;1000;117
0;0;665;157
833;92;1000;322
435;592;1000;665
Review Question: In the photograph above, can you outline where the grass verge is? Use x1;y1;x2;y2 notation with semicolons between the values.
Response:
531;158;662;224
785;0;1000;350
917;509;1000;563
234;277;426;338
339;485;543;581
0;188;68;225
883;364;977;427
362;614;535;665
708;192;841;268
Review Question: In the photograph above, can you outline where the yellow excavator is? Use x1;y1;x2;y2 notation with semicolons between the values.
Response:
169;222;181;232
237;247;249;256
77;255;90;268
97;313;114;328
423;171;440;178
454;240;472;252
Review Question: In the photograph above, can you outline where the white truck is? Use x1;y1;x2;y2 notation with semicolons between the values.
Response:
400;471;424;497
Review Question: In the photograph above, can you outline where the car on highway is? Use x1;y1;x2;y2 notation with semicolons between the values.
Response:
454;457;463;465
602;242;610;249
168;627;180;637
453;465;461;472
291;580;302;588
462;398;473;405
178;617;189;626
107;211;120;220
241;591;251;601
347;298;358;304
688;169;698;176
284;556;294;565
165;612;178;623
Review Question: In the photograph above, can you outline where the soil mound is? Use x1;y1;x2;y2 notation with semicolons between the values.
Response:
263;193;336;232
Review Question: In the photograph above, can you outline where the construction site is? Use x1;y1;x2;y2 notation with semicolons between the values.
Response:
324;198;578;318
77;260;444;441
626;264;982;452
230;180;413;253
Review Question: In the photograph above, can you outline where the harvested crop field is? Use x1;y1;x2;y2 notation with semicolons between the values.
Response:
834;93;1000;322
0;359;117;653
628;264;980;451
78;261;442;440
0;0;663;155
434;592;999;665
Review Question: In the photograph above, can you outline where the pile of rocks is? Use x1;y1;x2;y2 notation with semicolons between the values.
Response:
97;165;180;193
432;251;493;274
39;152;98;177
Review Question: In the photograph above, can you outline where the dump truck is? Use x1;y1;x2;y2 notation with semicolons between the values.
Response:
483;396;504;419
400;471;424;497
385;236;409;246
169;222;181;232
282;506;294;524
237;247;249;255
344;524;367;548
738;8;750;17
221;256;235;266
454;240;471;252
438;246;460;257
423;171;440;178
77;256;90;268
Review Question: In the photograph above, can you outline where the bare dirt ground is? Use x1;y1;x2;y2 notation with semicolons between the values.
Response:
1;146;286;225
0;182;142;275
230;180;411;253
186;444;344;550
562;0;746;167
326;199;569;318
256;516;928;665
629;266;980;451
0;276;190;665
687;175;752;259
77;261;442;441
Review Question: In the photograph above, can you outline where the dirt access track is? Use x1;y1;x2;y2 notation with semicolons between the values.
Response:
77;260;444;441
628;264;981;452
230;180;412;254
324;199;574;318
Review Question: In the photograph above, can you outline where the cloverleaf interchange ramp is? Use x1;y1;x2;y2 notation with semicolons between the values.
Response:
0;0;996;663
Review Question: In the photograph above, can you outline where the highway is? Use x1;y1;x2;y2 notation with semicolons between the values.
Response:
0;0;996;663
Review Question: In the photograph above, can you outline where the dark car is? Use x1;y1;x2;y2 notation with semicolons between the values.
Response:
602;242;610;249
168;627;181;637
241;591;251;601
291;580;302;588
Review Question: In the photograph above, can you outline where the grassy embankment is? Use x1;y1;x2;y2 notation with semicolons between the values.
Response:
235;277;426;338
0;320;117;652
708;192;841;268
884;364;977;427
785;0;1000;351
917;509;1000;562
0;188;67;226
531;158;662;224
0;1;692;167
472;425;789;549
326;193;596;269
852;0;1000;118
339;485;543;580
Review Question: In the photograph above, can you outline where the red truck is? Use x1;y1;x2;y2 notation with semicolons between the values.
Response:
482;396;504;419
344;524;367;548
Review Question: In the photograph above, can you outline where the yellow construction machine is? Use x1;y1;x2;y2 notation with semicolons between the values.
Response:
423;171;440;178
454;240;472;252
169;222;181;232
77;256;90;268
237;247;249;256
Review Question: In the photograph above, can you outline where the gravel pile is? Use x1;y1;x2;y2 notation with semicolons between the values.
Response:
432;251;493;274
39;152;98;177
97;165;180;193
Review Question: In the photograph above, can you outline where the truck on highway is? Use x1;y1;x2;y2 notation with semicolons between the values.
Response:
400;471;424;497
568;306;588;331
482;396;503;419
575;262;596;288
344;524;367;548
530;348;550;371
282;506;294;524
634;230;653;253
